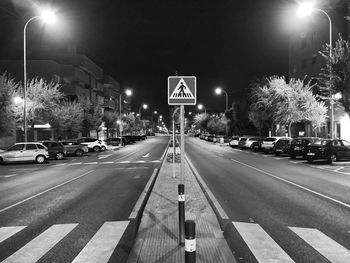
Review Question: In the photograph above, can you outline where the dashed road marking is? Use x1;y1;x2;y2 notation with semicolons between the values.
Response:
0;226;26;243
3;174;18;178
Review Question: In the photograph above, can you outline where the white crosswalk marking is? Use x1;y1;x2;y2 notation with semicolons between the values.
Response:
2;224;77;263
72;221;129;263
290;227;350;263
0;226;26;243
233;222;294;263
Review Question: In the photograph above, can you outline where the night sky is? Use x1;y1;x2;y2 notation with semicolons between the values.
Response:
0;0;299;121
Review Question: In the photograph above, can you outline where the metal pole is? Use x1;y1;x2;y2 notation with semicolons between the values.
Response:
173;118;176;178
180;105;185;182
119;93;123;146
224;90;228;111
185;220;196;263
178;184;185;246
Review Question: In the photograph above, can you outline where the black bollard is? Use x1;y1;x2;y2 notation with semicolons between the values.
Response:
178;184;185;246
185;220;196;263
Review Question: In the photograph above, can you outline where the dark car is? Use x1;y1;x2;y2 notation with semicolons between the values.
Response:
306;139;350;163
105;137;128;146
290;137;321;159
273;138;292;156
60;140;88;156
124;135;136;144
39;141;67;160
250;138;264;151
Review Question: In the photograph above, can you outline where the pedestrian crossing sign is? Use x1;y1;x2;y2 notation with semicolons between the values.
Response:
168;76;196;105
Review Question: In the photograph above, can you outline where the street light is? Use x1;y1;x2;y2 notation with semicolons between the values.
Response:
197;104;206;113
23;9;56;142
215;87;228;111
119;89;132;146
138;103;148;119
298;2;333;137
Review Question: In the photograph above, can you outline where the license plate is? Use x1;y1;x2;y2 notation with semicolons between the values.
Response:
307;152;315;156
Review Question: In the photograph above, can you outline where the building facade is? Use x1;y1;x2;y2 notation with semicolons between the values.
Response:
0;53;131;145
289;2;350;140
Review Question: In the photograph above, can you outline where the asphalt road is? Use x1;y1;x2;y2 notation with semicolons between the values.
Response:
0;136;169;263
186;137;350;263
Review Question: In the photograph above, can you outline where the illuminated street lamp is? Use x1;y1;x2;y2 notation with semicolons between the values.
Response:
138;103;148;119
119;89;132;146
197;104;206;113
298;2;333;137
215;87;228;111
23;9;56;142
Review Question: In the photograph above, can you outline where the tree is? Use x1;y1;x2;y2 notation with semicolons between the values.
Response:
319;34;350;116
122;113;136;134
10;77;64;140
102;110;118;138
79;96;104;137
50;100;84;139
193;113;210;132
206;115;226;135
0;74;19;136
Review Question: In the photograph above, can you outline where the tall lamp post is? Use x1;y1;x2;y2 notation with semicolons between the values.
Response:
138;103;148;119
215;87;228;111
298;2;333;137
23;10;56;142
119;89;132;146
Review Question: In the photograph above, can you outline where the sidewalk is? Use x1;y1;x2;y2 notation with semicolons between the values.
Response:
127;148;236;263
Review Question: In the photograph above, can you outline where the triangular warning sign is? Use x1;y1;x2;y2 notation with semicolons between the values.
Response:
170;78;195;99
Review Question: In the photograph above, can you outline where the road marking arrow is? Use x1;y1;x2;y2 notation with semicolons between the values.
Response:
142;153;150;158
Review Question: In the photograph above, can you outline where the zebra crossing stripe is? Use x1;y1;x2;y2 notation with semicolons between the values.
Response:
0;226;26;243
290;227;350;263
2;224;77;263
72;221;129;263
232;222;294;263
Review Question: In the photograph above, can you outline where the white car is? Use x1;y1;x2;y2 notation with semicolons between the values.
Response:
261;137;291;153
229;136;240;148
242;137;262;149
76;137;107;152
0;142;49;164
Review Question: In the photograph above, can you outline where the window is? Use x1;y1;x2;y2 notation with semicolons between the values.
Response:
342;140;350;146
7;144;24;151
26;144;37;150
37;144;46;150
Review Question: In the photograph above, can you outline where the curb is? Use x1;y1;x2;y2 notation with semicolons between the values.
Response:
331;161;350;166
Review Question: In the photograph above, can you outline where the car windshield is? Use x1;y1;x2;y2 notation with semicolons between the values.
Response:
265;138;277;142
313;140;330;146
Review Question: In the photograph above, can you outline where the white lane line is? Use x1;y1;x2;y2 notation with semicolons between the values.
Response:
85;162;98;165
135;160;146;163
115;167;148;170
98;154;112;159
69;162;82;165
101;161;114;164
150;160;161;163
273;157;282;160
2;224;77;263
118;161;130;164
290;227;350;263
3;174;18;178
0;170;94;213
230;158;350;209
52;163;66;167
129;168;158;219
72;221;129;263
185;155;229;220
0;226;26;243
233;222;294;263
160;145;168;161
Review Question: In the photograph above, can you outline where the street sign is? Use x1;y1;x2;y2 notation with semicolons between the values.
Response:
168;76;196;105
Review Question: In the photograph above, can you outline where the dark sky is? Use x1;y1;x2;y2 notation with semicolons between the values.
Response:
0;0;296;121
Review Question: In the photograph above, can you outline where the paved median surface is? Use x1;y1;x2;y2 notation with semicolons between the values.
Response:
127;148;236;263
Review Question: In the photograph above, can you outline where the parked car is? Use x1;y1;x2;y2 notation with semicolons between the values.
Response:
250;138;264;151
238;137;248;148
273;138;293;156
39;141;67;160
124;135;137;144
0;142;49;164
261;137;290;153
105;137;128;146
60;140;88;156
76;137;107;152
243;137;263;149
290;137;321;159
306;139;350;163
229;136;241;148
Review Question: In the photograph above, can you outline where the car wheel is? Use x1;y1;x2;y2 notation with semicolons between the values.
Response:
329;154;337;164
93;146;100;152
75;149;84;156
101;146;106;151
55;152;64;160
36;155;46;164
